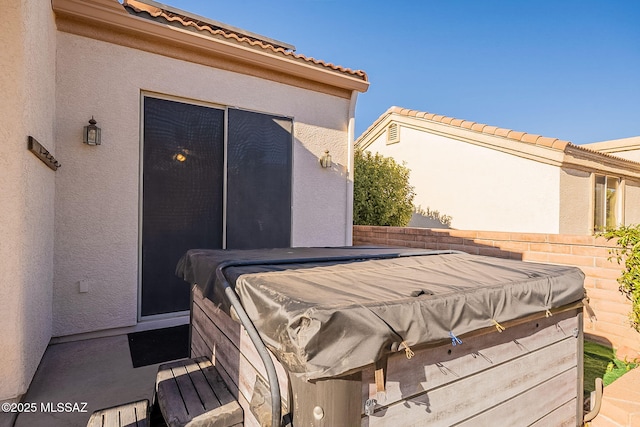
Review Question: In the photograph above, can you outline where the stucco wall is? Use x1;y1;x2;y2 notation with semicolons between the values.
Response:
611;150;640;163
0;0;56;404
559;168;592;235
366;125;561;233
624;180;640;225
53;32;352;337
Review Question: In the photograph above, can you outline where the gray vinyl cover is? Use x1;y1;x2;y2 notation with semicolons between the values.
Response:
177;247;585;380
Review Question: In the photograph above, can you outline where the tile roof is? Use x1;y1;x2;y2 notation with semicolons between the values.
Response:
123;0;367;81
381;106;572;150
358;106;640;167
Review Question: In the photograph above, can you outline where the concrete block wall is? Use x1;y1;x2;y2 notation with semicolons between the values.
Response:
353;225;640;356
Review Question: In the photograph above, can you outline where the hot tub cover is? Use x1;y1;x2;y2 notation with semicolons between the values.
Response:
177;247;585;380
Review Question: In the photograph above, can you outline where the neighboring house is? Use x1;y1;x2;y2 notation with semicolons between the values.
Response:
1;0;368;406
356;106;640;234
583;136;640;163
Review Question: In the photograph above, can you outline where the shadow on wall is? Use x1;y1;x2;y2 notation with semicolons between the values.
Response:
410;206;452;229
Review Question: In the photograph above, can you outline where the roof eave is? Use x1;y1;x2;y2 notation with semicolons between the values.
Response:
564;144;640;179
357;107;640;177
52;0;369;94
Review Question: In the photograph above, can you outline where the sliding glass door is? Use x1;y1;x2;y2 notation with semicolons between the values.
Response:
140;100;292;317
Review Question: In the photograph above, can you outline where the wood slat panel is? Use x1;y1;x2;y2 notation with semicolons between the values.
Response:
197;358;238;408
290;373;362;427
365;337;577;427
237;384;262;427
194;289;289;382
196;309;288;413
156;365;191;427
195;287;242;344
192;290;289;426
530;397;579;427
193;294;289;396
194;286;580;427
183;359;222;410
171;364;208;417
456;367;577;426
361;309;579;408
214;355;262;427
190;323;213;360
193;298;230;353
88;400;150;427
157;358;243;427
193;303;289;400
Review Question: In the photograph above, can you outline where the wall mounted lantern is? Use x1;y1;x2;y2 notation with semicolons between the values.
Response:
319;150;332;168
83;116;101;145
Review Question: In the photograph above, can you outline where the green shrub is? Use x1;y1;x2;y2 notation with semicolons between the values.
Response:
353;150;415;227
601;224;640;332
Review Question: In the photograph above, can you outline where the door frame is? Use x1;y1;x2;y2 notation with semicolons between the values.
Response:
137;91;227;322
137;92;295;321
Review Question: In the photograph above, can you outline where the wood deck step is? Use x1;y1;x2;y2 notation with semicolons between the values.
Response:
87;399;149;427
156;357;243;427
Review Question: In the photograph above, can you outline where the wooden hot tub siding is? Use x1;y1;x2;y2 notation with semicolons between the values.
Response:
190;285;583;427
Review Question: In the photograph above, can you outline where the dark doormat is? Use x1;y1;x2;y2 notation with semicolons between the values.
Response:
127;324;190;368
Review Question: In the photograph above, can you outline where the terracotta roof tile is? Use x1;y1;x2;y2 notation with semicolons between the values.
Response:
507;130;526;140
361;106;577;152
471;123;486;132
520;133;541;144
482;125;499;135
535;136;557;148
358;107;640;168
494;128;511;137
552;140;570;150
123;0;367;81
574;143;640;166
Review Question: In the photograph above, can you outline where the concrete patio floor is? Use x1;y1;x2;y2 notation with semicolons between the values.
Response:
10;334;170;427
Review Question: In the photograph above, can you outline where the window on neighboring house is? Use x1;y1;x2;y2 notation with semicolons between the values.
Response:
594;174;620;232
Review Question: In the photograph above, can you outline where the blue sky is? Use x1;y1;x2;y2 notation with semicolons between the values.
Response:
164;0;639;145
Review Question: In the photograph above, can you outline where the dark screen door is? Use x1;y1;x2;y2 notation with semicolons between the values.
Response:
141;97;224;316
226;108;292;249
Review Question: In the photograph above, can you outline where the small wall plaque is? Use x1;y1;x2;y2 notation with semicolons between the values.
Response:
28;136;60;171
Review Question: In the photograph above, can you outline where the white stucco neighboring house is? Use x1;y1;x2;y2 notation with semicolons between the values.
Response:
1;0;368;407
356;107;640;234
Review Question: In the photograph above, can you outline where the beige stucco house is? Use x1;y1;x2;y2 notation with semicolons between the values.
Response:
356;106;640;234
1;0;368;407
583;136;640;163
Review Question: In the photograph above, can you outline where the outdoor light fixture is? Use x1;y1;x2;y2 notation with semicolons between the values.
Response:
83;116;101;145
319;150;332;168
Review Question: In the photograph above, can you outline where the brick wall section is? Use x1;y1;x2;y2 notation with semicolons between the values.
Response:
353;225;640;355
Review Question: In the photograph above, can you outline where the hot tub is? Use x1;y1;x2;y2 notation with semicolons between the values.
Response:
177;247;586;427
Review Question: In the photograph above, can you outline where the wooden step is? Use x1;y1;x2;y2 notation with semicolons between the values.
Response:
156;357;243;427
87;399;149;427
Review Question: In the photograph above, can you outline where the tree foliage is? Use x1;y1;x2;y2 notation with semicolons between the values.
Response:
601;224;640;332
353;150;415;226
